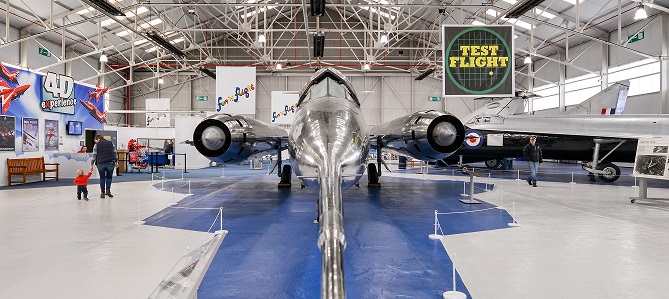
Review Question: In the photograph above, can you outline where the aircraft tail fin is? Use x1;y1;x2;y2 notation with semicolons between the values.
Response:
563;80;630;115
461;97;524;126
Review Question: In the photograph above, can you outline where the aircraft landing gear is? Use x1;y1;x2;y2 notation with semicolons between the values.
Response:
597;162;621;182
485;159;501;168
368;163;381;187
278;164;292;188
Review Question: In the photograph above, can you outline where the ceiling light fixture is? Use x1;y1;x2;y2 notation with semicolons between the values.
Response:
99;53;108;62
524;55;532;64
258;33;266;43
275;63;283;70
380;33;389;44
634;5;648;20
362;63;371;71
83;0;124;16
157;77;165;84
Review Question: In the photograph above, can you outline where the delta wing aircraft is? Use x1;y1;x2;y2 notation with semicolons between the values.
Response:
450;80;669;182
190;68;466;298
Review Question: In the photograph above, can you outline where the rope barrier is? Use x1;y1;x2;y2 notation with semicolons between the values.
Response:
435;203;514;215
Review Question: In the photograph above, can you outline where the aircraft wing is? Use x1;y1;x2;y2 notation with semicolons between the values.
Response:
192;114;289;164
369;110;466;161
469;114;669;140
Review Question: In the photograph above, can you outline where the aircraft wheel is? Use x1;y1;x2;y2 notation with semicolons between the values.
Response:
631;199;636;203
485;159;501;168
368;163;380;187
597;162;620;182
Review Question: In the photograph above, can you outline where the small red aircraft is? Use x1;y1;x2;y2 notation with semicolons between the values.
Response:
81;100;107;123
0;63;19;83
0;79;30;114
88;83;108;102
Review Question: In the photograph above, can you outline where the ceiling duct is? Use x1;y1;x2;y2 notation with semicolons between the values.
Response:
414;68;435;81
310;0;326;16
505;0;545;19
83;0;124;16
313;34;325;58
200;68;216;79
146;31;187;58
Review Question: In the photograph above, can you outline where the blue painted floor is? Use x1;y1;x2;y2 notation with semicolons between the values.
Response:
144;164;516;298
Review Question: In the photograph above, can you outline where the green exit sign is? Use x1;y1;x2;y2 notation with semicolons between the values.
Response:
628;31;644;44
194;95;208;101
430;96;441;102
38;47;50;57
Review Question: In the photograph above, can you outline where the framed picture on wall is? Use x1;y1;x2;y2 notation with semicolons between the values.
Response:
44;119;59;151
22;117;39;152
0;115;16;151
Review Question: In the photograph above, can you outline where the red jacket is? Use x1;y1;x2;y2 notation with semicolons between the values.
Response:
74;172;92;186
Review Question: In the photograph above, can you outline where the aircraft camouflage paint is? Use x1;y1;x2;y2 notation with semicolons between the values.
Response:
0;79;30;114
191;68;465;298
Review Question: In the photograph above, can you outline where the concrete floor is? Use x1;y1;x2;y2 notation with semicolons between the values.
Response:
0;180;213;299
1;163;669;298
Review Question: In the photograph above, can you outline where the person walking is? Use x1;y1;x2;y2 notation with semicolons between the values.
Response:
91;135;118;198
164;139;174;166
522;135;543;187
74;167;93;201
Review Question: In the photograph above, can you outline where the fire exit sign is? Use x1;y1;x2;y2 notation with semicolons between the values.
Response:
628;31;644;44
38;47;51;57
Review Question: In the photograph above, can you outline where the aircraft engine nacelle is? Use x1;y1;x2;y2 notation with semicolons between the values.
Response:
370;110;466;161
192;114;286;164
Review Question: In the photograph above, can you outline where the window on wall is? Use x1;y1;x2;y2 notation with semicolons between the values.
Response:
532;83;559;111
564;73;601;106
608;59;660;96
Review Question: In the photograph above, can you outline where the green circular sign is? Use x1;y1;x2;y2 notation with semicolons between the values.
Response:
445;27;512;95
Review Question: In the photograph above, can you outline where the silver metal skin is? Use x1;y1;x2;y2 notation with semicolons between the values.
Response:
370;110;466;161
192;68;466;299
290;68;369;298
192;113;288;164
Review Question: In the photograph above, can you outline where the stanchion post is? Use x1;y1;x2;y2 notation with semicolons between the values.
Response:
442;253;467;299
188;180;191;195
169;188;177;206
570;172;576;184
516;169;521;181
460;181;467;197
133;199;145;225
215;207;225;235
221;167;225;178
429;210;441;239
508;202;520;227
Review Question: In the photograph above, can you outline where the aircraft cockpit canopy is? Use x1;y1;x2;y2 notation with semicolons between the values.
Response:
298;67;360;106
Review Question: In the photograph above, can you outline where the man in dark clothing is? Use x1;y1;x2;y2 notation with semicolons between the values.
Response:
522;136;543;187
91;135;118;198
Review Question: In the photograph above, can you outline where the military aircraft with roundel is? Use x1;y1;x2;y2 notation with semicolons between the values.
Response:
0;79;30;114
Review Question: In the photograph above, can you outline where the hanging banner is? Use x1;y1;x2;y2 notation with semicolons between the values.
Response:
270;91;299;124
442;25;514;97
215;67;256;114
44;119;59;151
22;117;38;152
0;115;15;151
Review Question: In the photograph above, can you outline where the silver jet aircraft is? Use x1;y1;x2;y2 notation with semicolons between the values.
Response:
190;68;466;298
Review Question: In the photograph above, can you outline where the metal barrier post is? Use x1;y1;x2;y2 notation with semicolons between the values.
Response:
429;210;441;239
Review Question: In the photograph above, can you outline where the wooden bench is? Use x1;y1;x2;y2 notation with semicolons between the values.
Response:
7;157;59;186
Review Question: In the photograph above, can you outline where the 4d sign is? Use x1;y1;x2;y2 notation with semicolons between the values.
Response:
41;72;76;114
442;25;514;97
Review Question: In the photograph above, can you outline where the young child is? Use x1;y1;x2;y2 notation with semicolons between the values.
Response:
74;167;93;201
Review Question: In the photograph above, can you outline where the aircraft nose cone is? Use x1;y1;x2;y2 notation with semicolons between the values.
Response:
201;126;226;151
432;121;457;147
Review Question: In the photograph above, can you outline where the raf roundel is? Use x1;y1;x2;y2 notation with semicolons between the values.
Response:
464;129;484;149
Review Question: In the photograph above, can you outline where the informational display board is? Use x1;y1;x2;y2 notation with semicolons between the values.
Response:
22;117;38;152
215;67;256;114
0;115;15;151
633;138;669;180
270;91;299;124
442;25;514;97
44;119;59;151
